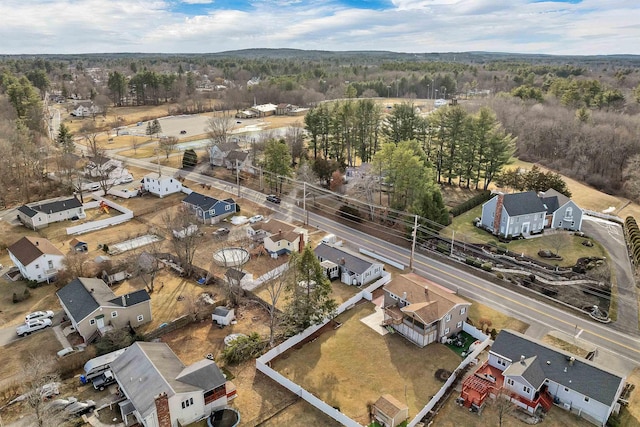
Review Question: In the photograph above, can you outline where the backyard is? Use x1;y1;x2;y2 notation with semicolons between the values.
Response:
271;302;462;425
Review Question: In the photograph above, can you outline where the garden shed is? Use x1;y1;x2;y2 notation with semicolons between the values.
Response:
212;307;235;326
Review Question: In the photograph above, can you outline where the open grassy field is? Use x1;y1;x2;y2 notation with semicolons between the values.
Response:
272;302;461;425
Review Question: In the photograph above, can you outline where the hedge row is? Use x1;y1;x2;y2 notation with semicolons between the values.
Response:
625;216;640;265
450;190;492;217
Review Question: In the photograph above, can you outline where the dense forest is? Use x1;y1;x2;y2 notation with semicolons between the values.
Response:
0;50;640;212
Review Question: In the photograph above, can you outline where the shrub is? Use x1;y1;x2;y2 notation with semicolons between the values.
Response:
481;262;493;271
496;272;504;280
490;328;498;340
102;243;109;253
449;191;492;217
436;243;451;254
337;205;362;223
26;280;40;289
221;333;267;365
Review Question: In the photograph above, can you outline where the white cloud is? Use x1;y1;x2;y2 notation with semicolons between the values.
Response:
0;0;638;54
182;0;214;4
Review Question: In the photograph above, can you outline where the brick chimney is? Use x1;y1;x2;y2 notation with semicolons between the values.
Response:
154;392;171;427
492;193;504;235
298;233;304;253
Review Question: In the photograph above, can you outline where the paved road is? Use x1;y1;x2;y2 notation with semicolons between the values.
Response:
582;217;639;333
116;155;640;372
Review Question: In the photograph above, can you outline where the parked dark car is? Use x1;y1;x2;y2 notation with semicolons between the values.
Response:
180;130;187;134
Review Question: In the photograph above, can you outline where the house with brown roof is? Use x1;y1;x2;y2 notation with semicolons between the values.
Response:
372;394;409;427
7;236;64;283
247;219;308;256
382;273;471;347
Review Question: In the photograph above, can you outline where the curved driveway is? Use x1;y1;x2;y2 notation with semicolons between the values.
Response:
582;217;638;333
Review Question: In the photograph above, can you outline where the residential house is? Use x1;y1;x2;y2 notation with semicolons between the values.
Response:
111;342;235;427
372;394;409;427
234;109;258;119
17;196;84;229
314;243;384;286
382;273;471;347
7;236;64;283
539;188;584;231
462;329;625;427
142;173;183;198
209;141;240;167
480;190;583;238
56;277;151;342
224;150;255;174
71;101;101;117
247;219;307;256
182;192;236;224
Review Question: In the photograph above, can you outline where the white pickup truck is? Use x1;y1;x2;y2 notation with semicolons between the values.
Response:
16;318;52;337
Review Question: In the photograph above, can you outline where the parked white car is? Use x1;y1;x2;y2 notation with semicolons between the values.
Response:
249;215;264;224
17;319;52;337
57;346;85;359
25;310;54;322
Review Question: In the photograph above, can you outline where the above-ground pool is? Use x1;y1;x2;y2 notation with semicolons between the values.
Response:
207;408;240;427
213;247;250;267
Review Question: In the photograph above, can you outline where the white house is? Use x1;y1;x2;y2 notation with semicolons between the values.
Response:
71;101;102;117
487;330;625;427
7;236;64;283
314;243;384;286
142;173;183;198
247;219;307;256
17;196;84;230
209;141;240;167
111;342;235;427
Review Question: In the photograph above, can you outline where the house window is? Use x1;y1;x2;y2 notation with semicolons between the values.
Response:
225;204;231;211
111;311;118;318
456;321;462;328
584;396;589;402
565;207;573;219
90;319;96;325
182;397;193;409
523;386;531;394
137;315;144;322
445;314;451;322
444;327;450;335
48;260;53;269
35;264;39;269
460;307;466;315
37;275;42;279
507;379;514;386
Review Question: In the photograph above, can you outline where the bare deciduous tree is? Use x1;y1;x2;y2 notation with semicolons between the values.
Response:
163;208;204;277
285;123;305;165
207;116;235;147
159;136;178;159
22;354;62;427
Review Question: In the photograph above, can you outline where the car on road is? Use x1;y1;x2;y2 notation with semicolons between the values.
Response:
266;194;281;204
249;215;264;224
17;319;52;337
212;227;230;237
180;130;187;134
25;310;54;322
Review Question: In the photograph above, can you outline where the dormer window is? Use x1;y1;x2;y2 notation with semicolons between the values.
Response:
564;207;573;219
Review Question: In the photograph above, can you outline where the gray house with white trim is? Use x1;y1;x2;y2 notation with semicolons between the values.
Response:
56;277;151;342
17;196;84;229
314;243;384;286
480;190;583;238
489;330;625;427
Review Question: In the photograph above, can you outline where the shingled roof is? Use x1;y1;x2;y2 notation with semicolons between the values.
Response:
17;197;82;217
8;236;63;266
314;243;379;275
502;191;547;217
492;330;624;406
384;273;470;325
183;191;235;211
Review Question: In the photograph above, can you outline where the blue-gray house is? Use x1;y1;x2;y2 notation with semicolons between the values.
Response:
480;189;583;238
182;192;236;224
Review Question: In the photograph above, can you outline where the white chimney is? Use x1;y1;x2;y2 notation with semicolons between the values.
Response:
520;355;526;364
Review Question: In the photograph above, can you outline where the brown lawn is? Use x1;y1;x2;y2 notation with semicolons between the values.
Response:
540;334;591;358
619;368;640;426
464;298;529;334
271;302;461;425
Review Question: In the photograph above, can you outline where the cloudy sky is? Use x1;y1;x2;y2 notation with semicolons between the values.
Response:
1;0;638;55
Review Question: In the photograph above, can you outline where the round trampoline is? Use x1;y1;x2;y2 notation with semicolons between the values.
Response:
213;247;250;267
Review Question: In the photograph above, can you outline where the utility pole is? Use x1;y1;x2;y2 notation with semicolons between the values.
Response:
236;158;240;198
303;181;308;225
409;214;418;270
450;230;455;256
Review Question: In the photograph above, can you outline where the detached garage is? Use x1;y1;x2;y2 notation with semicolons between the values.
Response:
212;307;235;326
